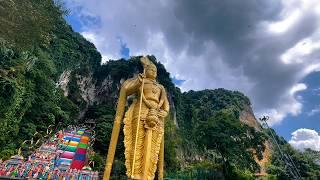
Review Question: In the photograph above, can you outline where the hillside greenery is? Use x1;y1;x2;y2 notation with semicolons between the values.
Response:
0;0;320;179
0;0;99;159
265;129;320;179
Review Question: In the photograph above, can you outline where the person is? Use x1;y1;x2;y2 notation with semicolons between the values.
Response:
105;56;169;179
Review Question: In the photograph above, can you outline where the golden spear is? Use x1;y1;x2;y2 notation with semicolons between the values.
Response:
103;64;146;180
103;88;127;179
131;68;145;178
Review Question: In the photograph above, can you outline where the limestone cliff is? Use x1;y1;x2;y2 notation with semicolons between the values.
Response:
239;105;272;175
239;105;262;131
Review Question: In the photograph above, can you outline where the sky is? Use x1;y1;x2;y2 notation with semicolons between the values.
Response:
63;0;320;152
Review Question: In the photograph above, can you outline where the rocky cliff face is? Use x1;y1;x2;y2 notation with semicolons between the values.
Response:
57;70;71;96
239;105;272;174
57;71;118;106
239;105;262;131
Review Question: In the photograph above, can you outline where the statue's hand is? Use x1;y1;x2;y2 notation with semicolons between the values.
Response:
138;73;146;82
145;109;159;129
157;110;168;118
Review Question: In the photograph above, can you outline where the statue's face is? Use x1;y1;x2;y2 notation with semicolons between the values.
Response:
146;67;157;80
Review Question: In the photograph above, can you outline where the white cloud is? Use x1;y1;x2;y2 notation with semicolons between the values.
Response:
268;10;301;34
268;0;320;34
255;83;307;126
64;0;320;126
81;31;117;63
289;128;320;151
281;38;320;64
81;32;97;44
307;105;320;116
303;64;320;76
290;83;307;95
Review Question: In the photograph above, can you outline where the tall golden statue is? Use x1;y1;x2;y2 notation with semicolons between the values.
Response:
103;56;170;180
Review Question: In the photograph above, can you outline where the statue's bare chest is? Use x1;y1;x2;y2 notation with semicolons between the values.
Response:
143;82;161;99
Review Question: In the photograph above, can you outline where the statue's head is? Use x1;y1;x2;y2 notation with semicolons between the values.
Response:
141;56;157;80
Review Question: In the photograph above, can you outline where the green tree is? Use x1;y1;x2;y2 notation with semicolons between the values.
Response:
195;110;266;178
0;0;66;49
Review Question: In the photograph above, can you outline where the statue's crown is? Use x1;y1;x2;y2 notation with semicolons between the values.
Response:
140;56;156;70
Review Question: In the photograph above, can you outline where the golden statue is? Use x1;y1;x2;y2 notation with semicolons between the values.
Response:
103;56;170;180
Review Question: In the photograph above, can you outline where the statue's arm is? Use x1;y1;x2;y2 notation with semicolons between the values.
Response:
114;77;141;123
158;86;170;118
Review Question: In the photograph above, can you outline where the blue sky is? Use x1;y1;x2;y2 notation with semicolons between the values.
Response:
66;11;130;61
65;14;83;32
274;71;320;140
63;0;320;151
